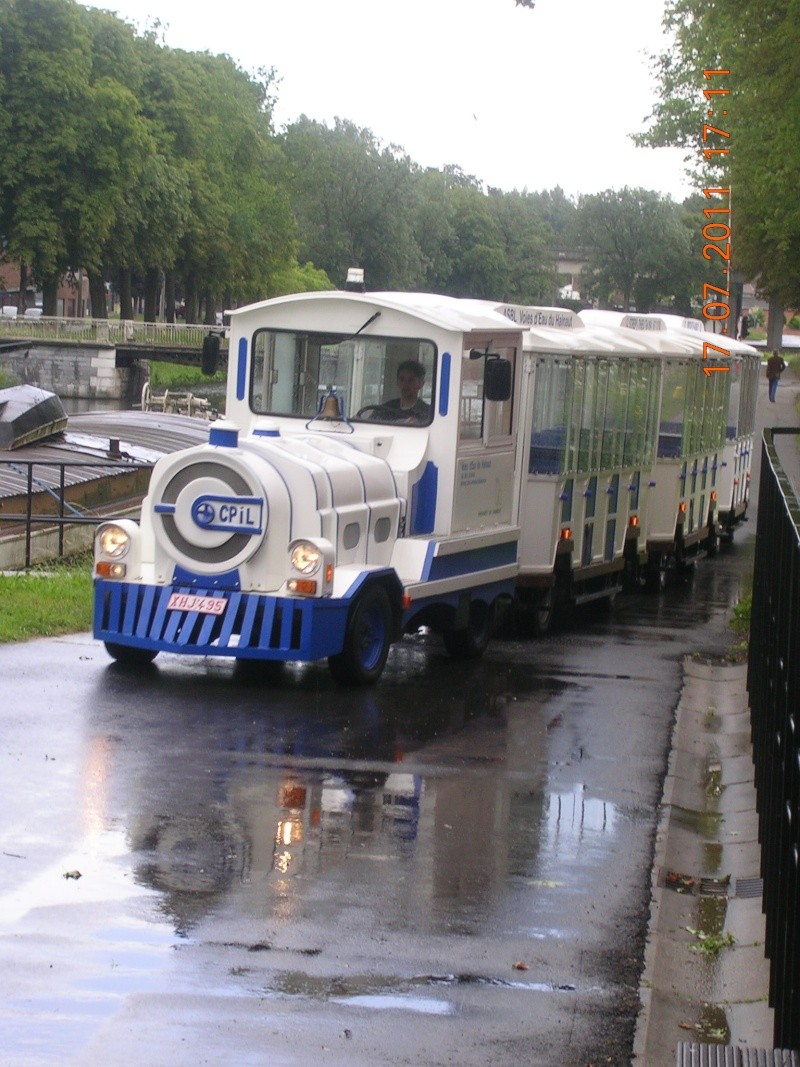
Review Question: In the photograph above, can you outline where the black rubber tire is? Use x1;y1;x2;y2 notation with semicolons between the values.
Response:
104;641;158;666
530;594;555;637
328;585;393;685
442;600;492;659
644;553;668;593
706;523;719;558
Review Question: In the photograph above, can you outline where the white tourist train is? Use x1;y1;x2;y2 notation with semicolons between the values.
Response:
93;278;759;682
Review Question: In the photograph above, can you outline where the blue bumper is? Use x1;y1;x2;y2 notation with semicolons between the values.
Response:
93;580;350;661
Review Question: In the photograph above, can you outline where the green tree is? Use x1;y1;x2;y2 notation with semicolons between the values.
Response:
0;0;149;314
638;0;800;344
526;187;580;249
411;168;458;292
137;46;294;320
487;189;556;304
281;117;424;291
578;188;696;313
441;185;510;299
0;0;92;307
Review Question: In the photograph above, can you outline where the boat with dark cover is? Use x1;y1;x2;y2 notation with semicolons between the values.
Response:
0;385;68;450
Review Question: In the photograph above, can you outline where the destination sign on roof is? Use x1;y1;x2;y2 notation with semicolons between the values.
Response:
497;305;578;329
620;315;665;331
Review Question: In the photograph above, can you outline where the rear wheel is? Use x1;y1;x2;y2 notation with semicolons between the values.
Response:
328;586;393;685
644;552;668;593
442;600;492;659
622;551;642;592
706;522;719;557
104;641;158;667
530;593;555;637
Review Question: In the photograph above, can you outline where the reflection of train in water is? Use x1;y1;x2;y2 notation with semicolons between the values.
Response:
93;277;759;682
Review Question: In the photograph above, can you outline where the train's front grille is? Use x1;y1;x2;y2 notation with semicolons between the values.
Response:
96;583;305;653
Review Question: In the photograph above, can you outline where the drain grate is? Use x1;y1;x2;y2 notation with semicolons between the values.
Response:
698;876;731;898
661;870;764;899
676;1043;799;1066
733;875;764;900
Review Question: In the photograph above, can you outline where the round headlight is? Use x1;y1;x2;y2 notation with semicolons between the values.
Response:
98;523;130;559
290;541;321;575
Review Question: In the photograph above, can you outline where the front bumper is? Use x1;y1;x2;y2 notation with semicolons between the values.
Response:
93;579;349;661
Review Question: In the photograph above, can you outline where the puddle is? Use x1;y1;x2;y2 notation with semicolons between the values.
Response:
695;1002;731;1043
672;806;722;837
251;969;579;1006
703;842;723;874
704;759;725;800
332;994;455;1015
697;896;728;938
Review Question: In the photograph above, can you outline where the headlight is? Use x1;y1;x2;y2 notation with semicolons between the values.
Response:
290;541;321;575
286;538;334;597
97;523;130;559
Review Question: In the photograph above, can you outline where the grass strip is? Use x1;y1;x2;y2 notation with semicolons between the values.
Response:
0;554;93;643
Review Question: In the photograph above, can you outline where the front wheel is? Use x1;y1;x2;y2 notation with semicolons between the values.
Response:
104;641;158;667
328;586;393;685
442;600;492;659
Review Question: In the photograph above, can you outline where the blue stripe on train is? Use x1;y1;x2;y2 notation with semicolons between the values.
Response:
424;538;517;581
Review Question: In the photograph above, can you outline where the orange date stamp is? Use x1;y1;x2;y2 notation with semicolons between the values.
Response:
700;68;731;377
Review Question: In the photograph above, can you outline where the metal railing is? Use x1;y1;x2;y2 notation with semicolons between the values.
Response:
747;427;800;1051
0;315;224;350
0;457;153;569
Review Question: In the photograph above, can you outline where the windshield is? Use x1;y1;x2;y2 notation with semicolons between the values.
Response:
251;330;436;426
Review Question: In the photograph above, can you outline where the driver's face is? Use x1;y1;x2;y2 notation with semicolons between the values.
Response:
397;371;423;403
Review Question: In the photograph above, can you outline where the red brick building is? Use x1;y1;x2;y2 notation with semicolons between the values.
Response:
0;263;89;317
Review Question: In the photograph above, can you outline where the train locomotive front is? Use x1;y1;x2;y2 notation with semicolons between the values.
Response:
93;290;526;684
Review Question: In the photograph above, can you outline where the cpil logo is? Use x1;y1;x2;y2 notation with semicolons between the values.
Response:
191;494;264;536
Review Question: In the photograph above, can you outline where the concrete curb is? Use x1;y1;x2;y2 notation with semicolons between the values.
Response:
633;656;772;1065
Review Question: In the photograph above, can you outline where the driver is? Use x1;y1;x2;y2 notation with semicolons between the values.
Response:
383;360;431;423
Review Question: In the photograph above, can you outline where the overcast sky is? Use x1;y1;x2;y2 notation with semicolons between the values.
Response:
84;0;692;201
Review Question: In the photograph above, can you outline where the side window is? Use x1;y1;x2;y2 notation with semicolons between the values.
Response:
459;346;516;442
530;358;573;475
658;361;688;458
459;356;484;439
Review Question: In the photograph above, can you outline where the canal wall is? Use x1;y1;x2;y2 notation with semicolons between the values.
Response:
0;346;145;404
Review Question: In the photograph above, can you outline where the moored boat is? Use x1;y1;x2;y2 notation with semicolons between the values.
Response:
0;385;68;450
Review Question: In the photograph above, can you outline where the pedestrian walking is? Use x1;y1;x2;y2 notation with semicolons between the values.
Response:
766;349;787;402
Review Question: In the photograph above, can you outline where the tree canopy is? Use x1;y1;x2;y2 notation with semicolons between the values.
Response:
638;0;800;326
0;0;707;320
579;188;700;314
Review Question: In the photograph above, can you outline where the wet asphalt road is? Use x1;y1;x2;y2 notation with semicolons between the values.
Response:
0;541;754;1067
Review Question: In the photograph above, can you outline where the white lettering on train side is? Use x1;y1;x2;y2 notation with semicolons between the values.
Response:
622;316;662;331
498;305;575;328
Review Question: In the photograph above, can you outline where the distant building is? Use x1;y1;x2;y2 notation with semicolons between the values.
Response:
0;263;90;317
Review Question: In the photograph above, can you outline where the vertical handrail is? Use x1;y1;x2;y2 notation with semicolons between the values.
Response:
58;464;66;557
25;464;33;569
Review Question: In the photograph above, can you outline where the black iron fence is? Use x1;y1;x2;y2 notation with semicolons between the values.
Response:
748;427;800;1051
0;457;153;569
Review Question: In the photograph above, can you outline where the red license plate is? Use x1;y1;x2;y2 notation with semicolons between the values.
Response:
167;593;227;615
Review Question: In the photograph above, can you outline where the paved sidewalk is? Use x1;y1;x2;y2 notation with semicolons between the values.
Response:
632;658;773;1064
633;362;800;1065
